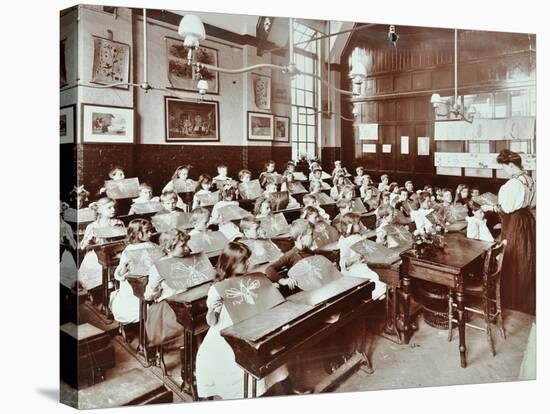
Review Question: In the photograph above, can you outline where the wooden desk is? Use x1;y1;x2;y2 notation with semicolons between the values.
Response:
399;233;493;367
221;277;375;397
166;282;212;399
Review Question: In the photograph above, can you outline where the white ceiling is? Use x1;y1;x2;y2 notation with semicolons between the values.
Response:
168;11;350;63
169;10;260;36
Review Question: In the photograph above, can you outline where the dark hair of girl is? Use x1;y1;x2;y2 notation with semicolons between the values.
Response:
215;241;251;282
127;219;153;244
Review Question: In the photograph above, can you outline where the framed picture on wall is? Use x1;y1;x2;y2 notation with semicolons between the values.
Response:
90;36;131;89
274;116;290;142
165;37;219;94
273;82;291;104
81;104;134;144
248;111;274;141
165;97;220;142
252;73;271;110
60;105;75;144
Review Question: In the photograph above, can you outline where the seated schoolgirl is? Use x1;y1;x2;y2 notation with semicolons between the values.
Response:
337;213;385;299
128;183;160;215
466;202;494;242
111;219;160;324
192;174;214;210
302;193;331;223
265;219;315;289
144;229;190;346
196;242;289;400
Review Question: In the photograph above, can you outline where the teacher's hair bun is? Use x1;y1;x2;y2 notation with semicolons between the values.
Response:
497;149;523;168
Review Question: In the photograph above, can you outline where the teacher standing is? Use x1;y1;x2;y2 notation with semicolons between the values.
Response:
482;149;536;315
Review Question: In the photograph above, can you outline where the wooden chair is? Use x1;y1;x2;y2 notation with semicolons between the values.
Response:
447;240;507;356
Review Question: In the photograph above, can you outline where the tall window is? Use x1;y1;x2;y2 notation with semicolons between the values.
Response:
291;21;320;160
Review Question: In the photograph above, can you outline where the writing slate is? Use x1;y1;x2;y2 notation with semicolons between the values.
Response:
240;239;283;268
130;201;164;215
314;192;335;205
351;198;367;214
151;211;193;233
320;181;332;190
238;179;262;200
215;273;285;325
213;178;238;190
196;191;220;207
188;231;228;254
472;192;498;206
268;191;290;211
93;226;127;240
260;213;290;238
425;210;446;229
172;178;197;193
104;178;140;200
292;172;308;181
288;255;343;291
351;238;401;267
124;246;163;276
288;275;365;306
447;203;469;223
312;222;340;249
385;224;413;250
286;182;308;195
64;207;96;224
154;253;216;291
217;204;252;222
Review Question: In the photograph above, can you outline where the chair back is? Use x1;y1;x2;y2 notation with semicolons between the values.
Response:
482;239;507;283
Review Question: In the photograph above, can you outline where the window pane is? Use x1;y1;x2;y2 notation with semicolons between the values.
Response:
299;125;306;140
305;91;313;108
494;92;508;118
307;126;316;142
291;124;297;141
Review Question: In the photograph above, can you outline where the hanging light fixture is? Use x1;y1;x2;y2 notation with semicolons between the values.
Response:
80;10;366;99
430;29;475;123
179;14;365;97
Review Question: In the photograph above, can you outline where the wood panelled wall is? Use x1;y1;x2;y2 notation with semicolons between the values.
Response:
77;144;291;198
340;27;535;192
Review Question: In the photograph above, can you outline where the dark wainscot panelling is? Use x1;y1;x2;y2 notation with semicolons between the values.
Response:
78;144;292;198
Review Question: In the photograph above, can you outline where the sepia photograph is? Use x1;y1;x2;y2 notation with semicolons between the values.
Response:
248;111;274;141
165;97;220;142
58;3;538;411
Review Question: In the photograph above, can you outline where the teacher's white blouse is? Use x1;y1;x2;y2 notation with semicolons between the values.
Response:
497;173;536;214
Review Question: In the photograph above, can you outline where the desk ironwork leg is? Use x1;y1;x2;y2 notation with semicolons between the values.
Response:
401;276;412;344
456;291;467;368
180;329;198;399
392;287;401;344
252;377;257;398
243;372;249;398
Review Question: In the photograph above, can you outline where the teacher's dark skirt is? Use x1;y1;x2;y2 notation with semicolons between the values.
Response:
500;208;536;315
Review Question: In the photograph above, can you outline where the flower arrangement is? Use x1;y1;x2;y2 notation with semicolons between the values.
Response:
412;225;447;256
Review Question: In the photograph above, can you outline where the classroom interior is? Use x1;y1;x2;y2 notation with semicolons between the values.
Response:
59;5;537;408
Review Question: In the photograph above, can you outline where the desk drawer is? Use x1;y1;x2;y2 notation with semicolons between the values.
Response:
406;262;456;288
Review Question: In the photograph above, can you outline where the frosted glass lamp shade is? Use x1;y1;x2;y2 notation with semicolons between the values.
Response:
178;15;206;48
197;79;209;94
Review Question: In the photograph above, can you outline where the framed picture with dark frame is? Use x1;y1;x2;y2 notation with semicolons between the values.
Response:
81;103;134;144
165;96;220;142
274;116;290;142
165;36;219;94
60;105;76;144
248;111;274;141
90;35;131;89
